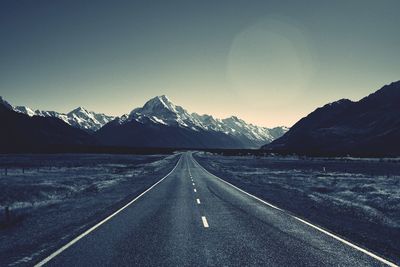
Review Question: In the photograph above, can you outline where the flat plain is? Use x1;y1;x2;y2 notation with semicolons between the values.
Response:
0;153;179;266
194;152;400;263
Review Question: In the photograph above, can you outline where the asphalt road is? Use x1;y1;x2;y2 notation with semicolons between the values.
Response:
36;152;397;267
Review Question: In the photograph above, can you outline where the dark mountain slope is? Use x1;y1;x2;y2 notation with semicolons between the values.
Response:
96;96;287;149
263;81;400;156
0;97;96;152
96;117;247;149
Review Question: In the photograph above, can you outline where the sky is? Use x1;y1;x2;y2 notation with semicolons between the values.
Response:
0;0;399;127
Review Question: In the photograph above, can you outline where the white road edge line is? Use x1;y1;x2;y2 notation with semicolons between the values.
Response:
197;198;201;204
34;155;183;267
191;154;398;267
201;216;209;228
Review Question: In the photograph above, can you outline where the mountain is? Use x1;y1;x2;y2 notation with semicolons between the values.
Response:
263;81;400;156
96;95;288;149
13;106;114;132
4;95;287;149
0;97;13;111
0;97;96;151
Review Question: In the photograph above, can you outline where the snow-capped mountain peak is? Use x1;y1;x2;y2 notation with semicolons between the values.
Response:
68;106;89;115
11;103;115;132
135;95;178;115
224;116;246;125
4;94;288;148
128;95;198;128
14;106;37;116
150;95;174;109
117;95;289;147
14;106;36;116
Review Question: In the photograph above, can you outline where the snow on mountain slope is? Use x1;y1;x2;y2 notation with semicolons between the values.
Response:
66;107;115;131
13;105;114;132
127;95;203;130
117;95;288;145
0;96;14;110
6;94;288;146
14;106;36;117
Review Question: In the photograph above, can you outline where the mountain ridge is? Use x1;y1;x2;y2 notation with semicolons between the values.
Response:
13;105;115;132
2;95;287;149
263;80;400;156
0;97;96;151
101;95;288;148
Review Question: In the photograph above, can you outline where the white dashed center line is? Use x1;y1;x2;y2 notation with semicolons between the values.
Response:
201;216;209;228
192;183;195;186
194;188;197;193
196;198;201;204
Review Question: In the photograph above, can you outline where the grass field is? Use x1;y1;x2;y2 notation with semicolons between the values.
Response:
194;152;400;263
0;153;179;266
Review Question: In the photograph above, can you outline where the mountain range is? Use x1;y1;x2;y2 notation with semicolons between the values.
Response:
4;80;399;155
263;80;400;156
0;97;95;151
96;95;287;148
13;105;115;132
2;95;288;150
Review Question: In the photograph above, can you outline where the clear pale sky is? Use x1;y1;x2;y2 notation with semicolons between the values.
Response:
1;0;399;127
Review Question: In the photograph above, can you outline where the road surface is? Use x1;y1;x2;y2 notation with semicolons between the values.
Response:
35;152;397;267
